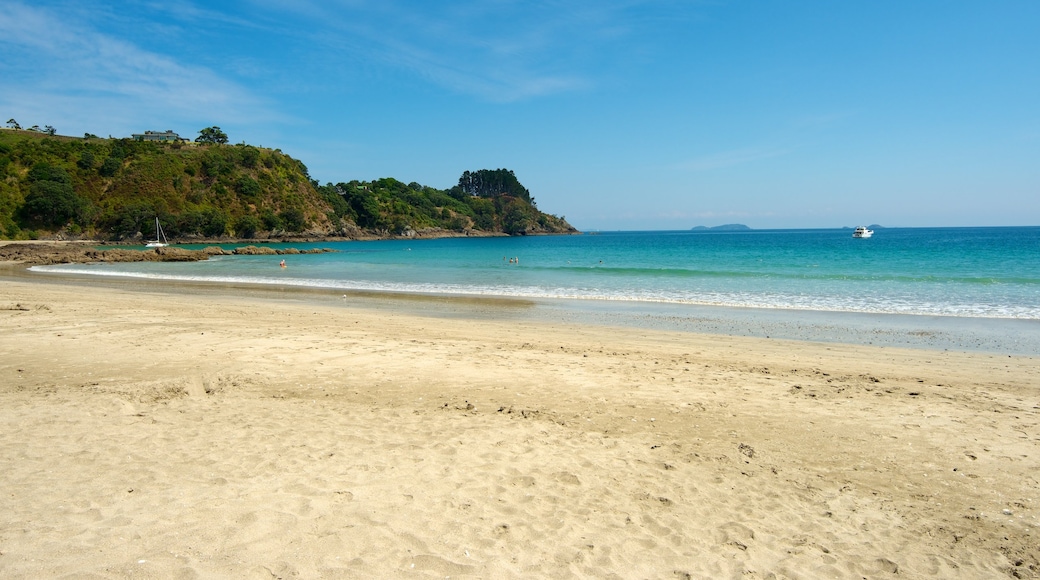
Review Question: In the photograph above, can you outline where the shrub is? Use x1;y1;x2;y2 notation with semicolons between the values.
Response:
22;181;83;226
77;150;95;170
235;175;261;200
107;202;158;240
21;163;86;227
201;207;228;237
259;209;280;231
99;156;121;177
279;208;306;232
237;146;260;168
234;214;261;238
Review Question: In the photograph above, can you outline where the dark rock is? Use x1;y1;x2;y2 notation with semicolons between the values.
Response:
232;246;278;255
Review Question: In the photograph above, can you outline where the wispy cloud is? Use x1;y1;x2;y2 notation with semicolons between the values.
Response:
676;147;791;172
242;0;688;101
0;2;275;134
140;1;266;31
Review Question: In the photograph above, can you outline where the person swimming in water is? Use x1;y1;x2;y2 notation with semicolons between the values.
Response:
280;259;286;268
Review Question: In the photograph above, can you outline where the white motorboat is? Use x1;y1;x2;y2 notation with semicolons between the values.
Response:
145;217;169;247
852;226;873;238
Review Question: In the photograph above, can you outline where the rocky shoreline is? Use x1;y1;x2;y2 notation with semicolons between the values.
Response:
0;242;336;266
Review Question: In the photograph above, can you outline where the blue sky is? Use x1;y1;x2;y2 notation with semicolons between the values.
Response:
1;1;1038;230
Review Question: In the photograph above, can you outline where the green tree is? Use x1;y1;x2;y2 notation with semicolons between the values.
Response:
201;208;228;237
279;208;306;232
44;125;56;136
199;148;233;178
260;209;281;231
234;214;261;238
468;197;497;230
456;168;532;203
7;119;21;130
319;183;353;219
339;184;383;229
23;182;82;226
501;199;535;235
196;126;229;144
446;215;469;231
109;142;127;159
27;163;72;184
175;210;207;236
237;145;260;168
235;175;261;200
21;163;85;227
108;202;158;240
173;208;227;237
77;150;95;170
99;156;121;177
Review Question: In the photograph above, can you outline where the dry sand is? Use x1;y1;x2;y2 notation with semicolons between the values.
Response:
1;276;1038;579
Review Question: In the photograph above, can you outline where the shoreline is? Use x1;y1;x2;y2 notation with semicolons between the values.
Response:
0;275;1037;577
0;225;561;248
10;261;1040;356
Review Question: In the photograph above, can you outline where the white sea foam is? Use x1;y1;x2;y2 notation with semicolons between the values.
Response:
29;264;1040;320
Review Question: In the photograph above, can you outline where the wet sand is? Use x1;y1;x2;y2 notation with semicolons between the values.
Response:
1;275;1038;578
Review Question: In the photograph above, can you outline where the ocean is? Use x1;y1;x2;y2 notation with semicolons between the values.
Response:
30;227;1040;354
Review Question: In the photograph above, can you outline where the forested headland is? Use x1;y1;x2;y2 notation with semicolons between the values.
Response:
0;126;577;242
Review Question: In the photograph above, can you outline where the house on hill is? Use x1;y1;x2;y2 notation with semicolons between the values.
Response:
132;130;181;142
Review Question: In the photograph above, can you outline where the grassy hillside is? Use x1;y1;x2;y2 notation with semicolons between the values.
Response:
0;129;576;241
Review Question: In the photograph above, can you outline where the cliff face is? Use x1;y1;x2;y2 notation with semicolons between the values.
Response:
0;130;577;241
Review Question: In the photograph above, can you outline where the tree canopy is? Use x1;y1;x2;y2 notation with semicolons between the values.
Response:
20;163;85;227
0;129;575;240
196;126;229;144
454;169;532;204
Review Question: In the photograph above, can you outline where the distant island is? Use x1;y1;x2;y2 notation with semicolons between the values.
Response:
690;224;751;231
0;125;577;242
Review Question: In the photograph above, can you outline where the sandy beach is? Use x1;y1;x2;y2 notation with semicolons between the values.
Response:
1;274;1038;578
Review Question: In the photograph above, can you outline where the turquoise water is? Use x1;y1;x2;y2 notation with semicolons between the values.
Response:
33;227;1040;319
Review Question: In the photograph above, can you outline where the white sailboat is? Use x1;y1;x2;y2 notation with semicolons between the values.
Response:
145;217;169;248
